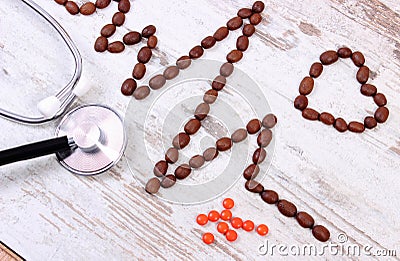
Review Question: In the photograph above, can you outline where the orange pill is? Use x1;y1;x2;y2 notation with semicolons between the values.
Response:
196;214;208;226
242;220;255;231
223;198;234;209
202;232;215;244
256;224;269;236
217;222;229;234
230;217;243;229
220;209;232;221
225;230;238;242
208;210;220;222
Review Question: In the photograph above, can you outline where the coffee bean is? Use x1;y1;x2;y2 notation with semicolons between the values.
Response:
203;147;219;161
374;93;387;107
245;180;264;193
257;129;273;147
299;76;314;95
236;35;249;51
147;35;158;49
216;137;232;151
253;148;267;164
189;155;205;169
364;116;377;129
165;148;179;163
101;24;116;38
296;212;315;228
277;200;297;217
351;51;365;67
237;8;252;18
294;95;308;111
80;2;96;15
356;66;369;84
172;132;190;149
243;164;260;180
201;36;216;49
212;75;226;91
161;174;176;188
247;119;262;134
112;12;125;26
163;66;179;80
252;1;265;13
95;0;111;9
149;74;167;89
189;46;204;59
55;0;67;5
374;107;389;123
94;36;108;52
203;89;218;104
176;56;191;70
261;190;279;204
337;47;352;58
194;103;210;121
175;164;192;180
122;31;142;45
309;62;323;78
319;112;335;125
302;108;319;121
243;24;256;37
153;160;168;177
231;129;248;143
348;121;365;133
213;27;229;41
133;86;150;100
121;78;137;96
250;13;262;25
108;41;125;53
334;118;348;132
145;177;160;194
132;63;146;80
118;0;130;13
262;114;277;128
184;119;201;135
320;50;338;65
142;25;156;38
137;47;152;63
227;17;243;30
312;225;330;242
220;62;234;77
360;84;377;96
65;1;79;15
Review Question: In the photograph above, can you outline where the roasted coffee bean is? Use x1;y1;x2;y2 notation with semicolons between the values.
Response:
236;35;249;51
348;121;365;133
203;147;219;161
334;118;348;132
172;132;190;149
112;12;125;26
80;2;96;15
351;51;365;67
133;86;150;100
189;155;205;169
277;200;297;217
201;36;216;49
184;119;201;135
149;74;167;90
312;225;330;242
145;178;160;194
356;66;369;84
65;1;79;15
320;50;338;65
194;103;210;121
246;119;261;134
227;17;243;30
212;75;226;91
175;164;192;180
294;95;308;111
122;31;142;45
337;47;352;58
161;174;176;188
261;190;279;204
253;148;267;164
55;0;67;5
213;27;229;41
374;107;389;123
360;84;377;96
220;62;234;77
237;8;252;18
94;36;108;52
142;25;156;38
147;35;158;49
176;56;191;70
257;129;273;147
252;1;265;13
132;63;146;80
189;46;204;59
245;180;264;193
118;0;130;13
231;129;247;143
203;89;218;104
364;116;377;129
108;41;125;53
243;24;256;37
299;76;314;95
296;212;315;228
165;148;179;163
319;112;335;125
163;66;179;80
137;47;152;63
262;114;277;128
101;24;116;38
243;164;260;180
216;137;232;151
250;13;262;25
95;0;111;9
309;62;323;78
374;93;387;107
121;78;137;96
153;160;168;177
302;108;319;121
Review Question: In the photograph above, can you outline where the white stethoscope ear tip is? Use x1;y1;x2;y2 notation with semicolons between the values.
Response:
73;77;93;97
37;96;62;118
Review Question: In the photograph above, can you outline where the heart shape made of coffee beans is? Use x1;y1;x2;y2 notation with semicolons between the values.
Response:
294;48;389;133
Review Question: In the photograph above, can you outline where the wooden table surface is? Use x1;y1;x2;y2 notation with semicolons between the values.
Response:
0;0;399;260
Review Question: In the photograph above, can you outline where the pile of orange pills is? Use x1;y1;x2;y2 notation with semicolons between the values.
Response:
196;198;269;244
